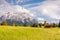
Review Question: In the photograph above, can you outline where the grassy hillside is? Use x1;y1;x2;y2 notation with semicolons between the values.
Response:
0;26;60;40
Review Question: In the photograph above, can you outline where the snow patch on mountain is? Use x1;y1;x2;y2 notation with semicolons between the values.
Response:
0;12;35;25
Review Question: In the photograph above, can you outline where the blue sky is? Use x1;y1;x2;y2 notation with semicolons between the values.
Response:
0;0;60;23
6;0;45;5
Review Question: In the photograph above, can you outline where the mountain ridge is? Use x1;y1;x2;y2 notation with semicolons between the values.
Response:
0;12;36;25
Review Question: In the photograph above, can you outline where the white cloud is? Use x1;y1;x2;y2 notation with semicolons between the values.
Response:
23;3;40;8
0;0;30;13
29;14;34;17
0;0;10;5
0;0;34;17
13;5;30;13
0;0;31;5
9;0;31;5
37;18;44;23
0;4;31;14
50;20;59;23
38;18;44;21
29;0;60;19
17;0;31;3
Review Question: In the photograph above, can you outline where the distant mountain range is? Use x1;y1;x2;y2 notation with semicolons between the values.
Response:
0;12;37;25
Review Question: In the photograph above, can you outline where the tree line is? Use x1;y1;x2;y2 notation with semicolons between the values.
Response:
0;21;60;28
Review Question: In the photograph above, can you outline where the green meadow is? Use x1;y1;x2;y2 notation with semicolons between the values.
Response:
0;26;60;40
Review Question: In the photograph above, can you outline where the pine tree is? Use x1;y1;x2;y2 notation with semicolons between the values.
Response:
44;21;46;28
59;21;60;27
39;23;42;27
